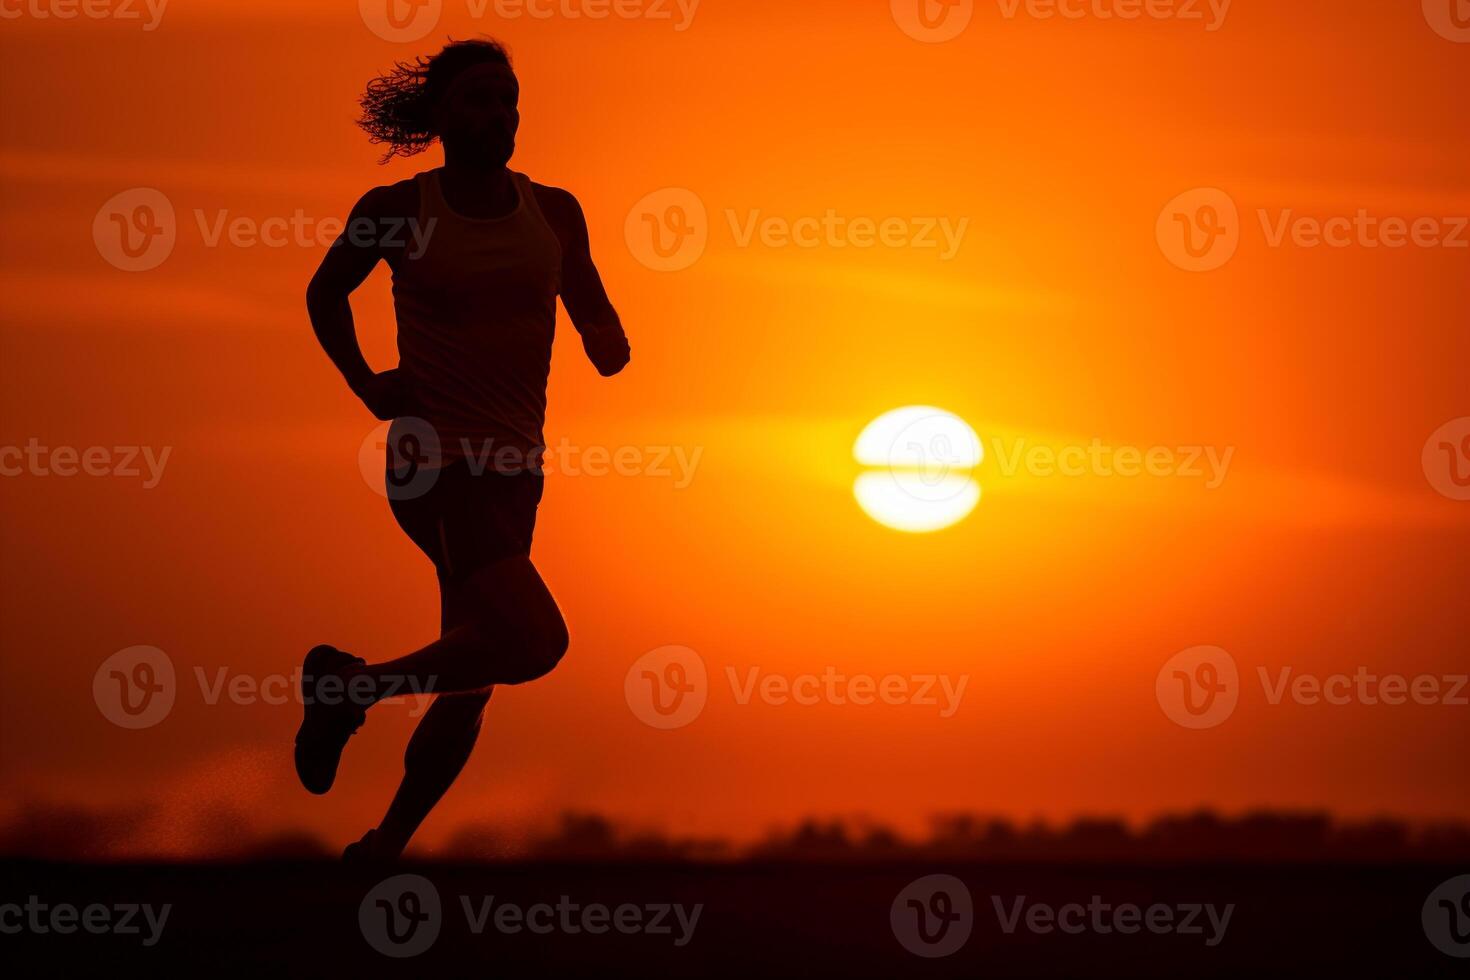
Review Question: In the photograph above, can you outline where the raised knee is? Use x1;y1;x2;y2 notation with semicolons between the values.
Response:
501;609;567;685
525;614;569;681
464;599;567;685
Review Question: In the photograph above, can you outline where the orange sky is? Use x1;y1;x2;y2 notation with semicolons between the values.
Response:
1;0;1467;857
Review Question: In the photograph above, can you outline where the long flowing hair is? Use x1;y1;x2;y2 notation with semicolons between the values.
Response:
357;39;512;162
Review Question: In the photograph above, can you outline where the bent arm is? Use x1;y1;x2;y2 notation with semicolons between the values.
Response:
306;189;390;394
544;188;630;377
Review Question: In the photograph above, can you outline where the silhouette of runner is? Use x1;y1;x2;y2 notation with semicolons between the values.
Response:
298;39;630;862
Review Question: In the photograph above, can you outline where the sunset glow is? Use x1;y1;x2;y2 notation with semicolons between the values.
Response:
853;406;982;532
1;0;1467;862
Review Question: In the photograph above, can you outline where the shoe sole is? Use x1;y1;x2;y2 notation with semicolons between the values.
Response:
294;645;355;795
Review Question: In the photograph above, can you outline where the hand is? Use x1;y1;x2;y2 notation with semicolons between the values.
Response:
353;368;422;421
582;330;630;378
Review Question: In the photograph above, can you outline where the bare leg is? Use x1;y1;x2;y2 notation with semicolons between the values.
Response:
316;555;566;843
370;586;496;858
354;554;568;699
372;689;491;856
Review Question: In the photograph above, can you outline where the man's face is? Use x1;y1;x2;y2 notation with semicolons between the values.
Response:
437;62;520;167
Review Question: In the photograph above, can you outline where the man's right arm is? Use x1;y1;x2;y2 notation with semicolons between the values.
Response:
306;185;416;419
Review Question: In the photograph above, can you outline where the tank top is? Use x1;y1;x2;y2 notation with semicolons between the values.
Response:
391;169;562;471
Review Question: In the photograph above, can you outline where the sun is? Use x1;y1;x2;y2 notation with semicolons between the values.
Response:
853;406;982;533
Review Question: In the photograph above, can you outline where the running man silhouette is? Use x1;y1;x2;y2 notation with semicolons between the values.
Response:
298;39;630;862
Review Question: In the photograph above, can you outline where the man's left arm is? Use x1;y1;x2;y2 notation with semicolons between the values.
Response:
538;184;630;377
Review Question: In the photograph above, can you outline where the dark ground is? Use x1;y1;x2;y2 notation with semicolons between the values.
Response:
1;859;1464;977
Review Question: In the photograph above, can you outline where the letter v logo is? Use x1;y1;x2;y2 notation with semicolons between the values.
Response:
1424;0;1470;41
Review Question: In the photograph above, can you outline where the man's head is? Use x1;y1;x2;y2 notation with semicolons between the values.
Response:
358;39;518;165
